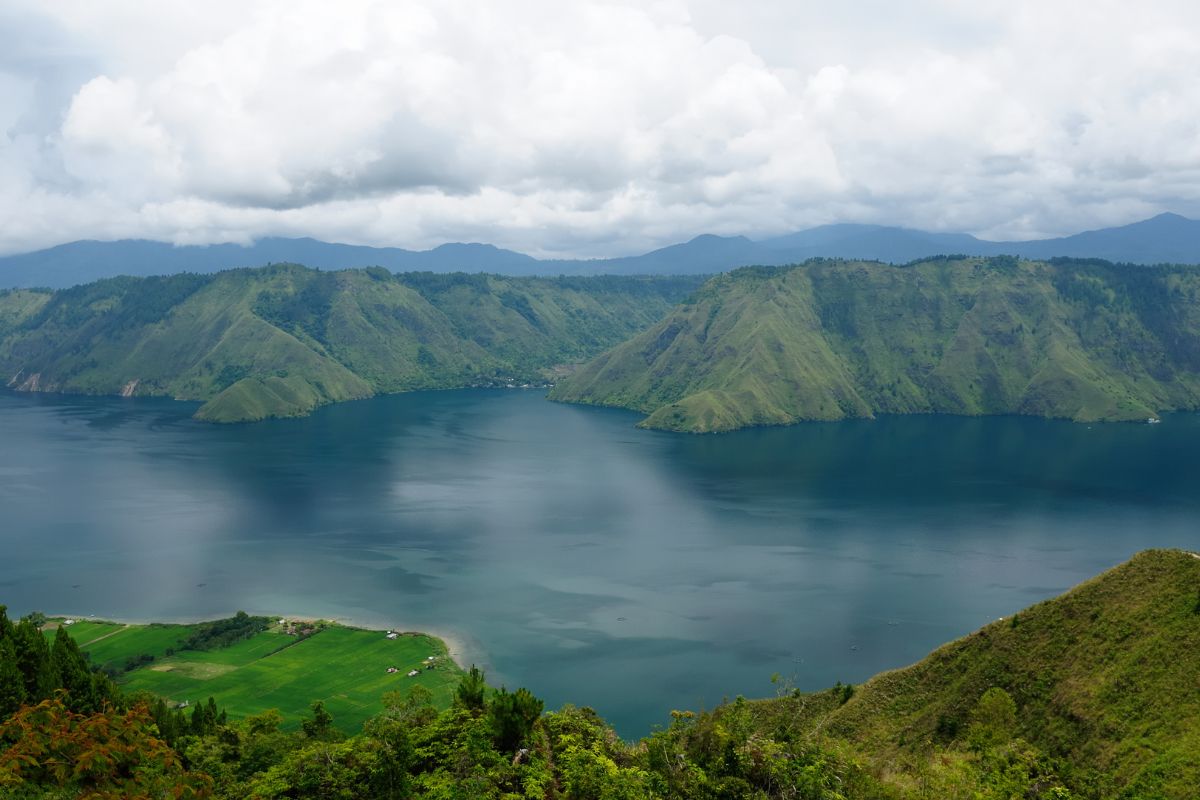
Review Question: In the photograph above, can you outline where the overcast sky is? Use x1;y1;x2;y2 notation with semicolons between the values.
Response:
3;0;1200;257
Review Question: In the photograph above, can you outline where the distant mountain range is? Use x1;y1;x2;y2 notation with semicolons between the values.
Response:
3;213;1200;289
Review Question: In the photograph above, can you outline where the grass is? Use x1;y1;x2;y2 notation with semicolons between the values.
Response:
740;548;1200;797
48;620;127;646
83;625;198;672
551;258;1200;432
48;618;464;733
0;266;704;423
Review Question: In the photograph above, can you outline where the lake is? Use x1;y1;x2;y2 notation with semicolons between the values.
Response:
1;388;1197;736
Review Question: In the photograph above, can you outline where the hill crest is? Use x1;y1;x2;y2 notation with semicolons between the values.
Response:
550;257;1200;431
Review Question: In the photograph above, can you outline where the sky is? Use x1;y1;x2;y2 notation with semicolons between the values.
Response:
3;0;1200;258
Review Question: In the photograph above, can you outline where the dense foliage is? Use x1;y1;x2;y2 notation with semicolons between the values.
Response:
551;257;1200;431
180;612;272;652
0;696;211;799
0;266;705;423
0;607;117;719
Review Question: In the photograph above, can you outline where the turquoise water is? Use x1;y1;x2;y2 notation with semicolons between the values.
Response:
1;388;1197;735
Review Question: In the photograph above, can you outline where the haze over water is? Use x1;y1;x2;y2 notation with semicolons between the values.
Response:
1;388;1197;735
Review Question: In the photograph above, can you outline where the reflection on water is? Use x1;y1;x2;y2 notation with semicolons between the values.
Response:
1;389;1198;735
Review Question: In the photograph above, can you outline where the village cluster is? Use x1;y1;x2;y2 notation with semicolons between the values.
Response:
278;619;319;637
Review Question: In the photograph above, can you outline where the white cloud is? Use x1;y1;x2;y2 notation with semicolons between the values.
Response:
2;0;1200;256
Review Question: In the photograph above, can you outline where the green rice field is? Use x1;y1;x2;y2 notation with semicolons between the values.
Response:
47;617;463;732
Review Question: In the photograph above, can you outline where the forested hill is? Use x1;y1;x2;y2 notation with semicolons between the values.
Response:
550;257;1200;432
3;549;1199;798
0;266;704;423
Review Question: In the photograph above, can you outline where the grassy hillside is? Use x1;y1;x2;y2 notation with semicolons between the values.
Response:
47;617;461;733
0;266;702;423
707;548;1200;798
551;257;1200;431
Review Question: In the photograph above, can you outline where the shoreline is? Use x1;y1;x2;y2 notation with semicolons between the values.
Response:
43;611;478;672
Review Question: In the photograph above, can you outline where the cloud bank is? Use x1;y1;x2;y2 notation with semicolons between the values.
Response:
3;0;1200;256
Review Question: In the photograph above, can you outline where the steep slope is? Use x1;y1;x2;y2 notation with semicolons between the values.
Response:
767;549;1200;798
398;272;702;370
551;258;1200;431
0;266;703;422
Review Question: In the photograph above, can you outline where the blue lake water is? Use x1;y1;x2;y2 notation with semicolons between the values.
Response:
1;388;1197;735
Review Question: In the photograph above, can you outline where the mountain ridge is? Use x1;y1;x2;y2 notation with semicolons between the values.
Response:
6;213;1200;288
0;266;704;423
550;256;1200;432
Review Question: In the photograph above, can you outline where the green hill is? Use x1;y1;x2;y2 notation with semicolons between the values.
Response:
550;257;1200;432
0;266;702;423
732;548;1200;798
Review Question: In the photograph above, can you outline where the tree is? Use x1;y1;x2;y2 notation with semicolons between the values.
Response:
250;738;401;800
147;696;189;745
19;611;46;629
0;638;26;718
382;685;437;728
0;696;212;798
247;708;284;736
454;665;487;713
301;699;336;740
51;625;101;713
968;686;1018;751
0;606;14;642
361;714;414;799
197;709;293;788
488;687;544;752
11;618;57;702
191;696;221;736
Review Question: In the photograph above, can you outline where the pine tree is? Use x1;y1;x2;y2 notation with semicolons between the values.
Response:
186;695;221;736
206;696;220;729
488;687;544;751
454;665;488;713
0;605;14;642
0;637;27;717
12;619;58;702
51;625;99;713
